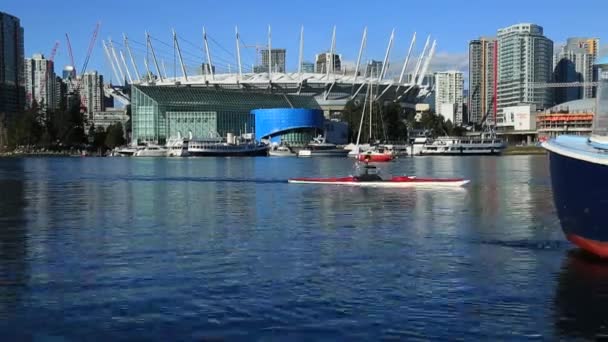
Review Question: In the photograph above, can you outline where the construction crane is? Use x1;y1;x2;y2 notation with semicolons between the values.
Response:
65;33;77;84
66;22;101;114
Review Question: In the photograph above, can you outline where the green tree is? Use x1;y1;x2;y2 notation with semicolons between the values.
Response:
105;122;126;149
93;126;107;151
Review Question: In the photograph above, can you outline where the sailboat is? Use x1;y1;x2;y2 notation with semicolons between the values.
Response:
543;56;608;258
350;70;394;162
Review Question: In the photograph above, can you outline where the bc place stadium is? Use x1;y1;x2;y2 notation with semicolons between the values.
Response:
102;26;436;146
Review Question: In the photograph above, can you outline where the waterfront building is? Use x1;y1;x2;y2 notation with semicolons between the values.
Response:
0;11;25;114
301;62;314;73
469;37;498;124
537;98;595;139
253;108;324;146
435;71;464;124
497;23;553;112
131;85;319;145
24;53;59;112
254;49;286;73
554;37;599;104
366;60;383;77
315;52;342;74
90;108;129;131
81;71;104;116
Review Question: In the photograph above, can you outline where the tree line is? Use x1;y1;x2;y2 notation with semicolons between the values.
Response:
0;100;126;153
340;99;466;143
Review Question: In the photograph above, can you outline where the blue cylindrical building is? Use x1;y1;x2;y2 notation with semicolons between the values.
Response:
253;108;324;146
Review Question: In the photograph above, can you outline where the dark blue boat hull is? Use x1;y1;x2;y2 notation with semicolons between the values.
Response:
549;149;608;257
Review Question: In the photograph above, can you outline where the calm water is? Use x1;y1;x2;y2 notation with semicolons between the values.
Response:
0;155;606;340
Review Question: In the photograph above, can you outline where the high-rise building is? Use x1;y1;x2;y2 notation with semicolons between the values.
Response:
81;71;104;116
256;49;286;73
63;65;76;80
366;60;383;77
435;71;464;124
554;37;599;104
0;12;25;114
315;52;342;74
469;37;498;124
200;63;215;76
24;53;59;112
497;23;553;112
300;62;314;73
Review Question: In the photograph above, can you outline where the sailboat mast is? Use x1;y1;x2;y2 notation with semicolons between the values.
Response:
355;80;370;147
369;69;374;143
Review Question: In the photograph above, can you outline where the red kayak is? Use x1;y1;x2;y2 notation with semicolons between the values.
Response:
288;175;470;187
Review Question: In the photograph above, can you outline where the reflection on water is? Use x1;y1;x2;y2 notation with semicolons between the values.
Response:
0;155;600;339
0;159;27;321
554;250;608;340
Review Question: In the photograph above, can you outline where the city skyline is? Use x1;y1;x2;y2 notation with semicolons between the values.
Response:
3;0;607;85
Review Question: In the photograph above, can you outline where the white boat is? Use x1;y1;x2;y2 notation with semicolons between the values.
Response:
134;144;168;157
187;133;269;157
420;132;505;155
112;146;140;157
268;144;296;157
298;136;350;157
381;144;409;157
166;137;189;157
410;137;430;156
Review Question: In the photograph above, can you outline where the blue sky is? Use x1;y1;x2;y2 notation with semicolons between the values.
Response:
3;0;606;83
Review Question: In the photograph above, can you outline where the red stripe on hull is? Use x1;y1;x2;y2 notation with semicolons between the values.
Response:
568;234;608;258
357;154;394;162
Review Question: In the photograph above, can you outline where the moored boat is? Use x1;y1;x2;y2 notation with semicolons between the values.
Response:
420;133;505;155
188;133;269;157
357;146;394;162
297;136;349;157
133;144;168;157
268;144;296;157
543;56;608;258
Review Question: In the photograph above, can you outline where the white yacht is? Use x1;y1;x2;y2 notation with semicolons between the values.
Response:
187;133;269;157
268;144;296;157
420;132;505;155
112;146;140;157
298;136;350;157
166;137;189;157
134;144;168;157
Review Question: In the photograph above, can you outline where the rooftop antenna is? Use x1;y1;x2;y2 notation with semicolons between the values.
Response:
353;27;367;85
298;25;304;83
143;57;152;83
202;26;214;80
102;40;120;83
378;28;395;82
397;32;416;90
417;40;436;86
173;29;188;82
108;39;126;85
124;34;141;82
328;25;336;78
147;31;164;83
119;50;133;84
235;26;242;81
